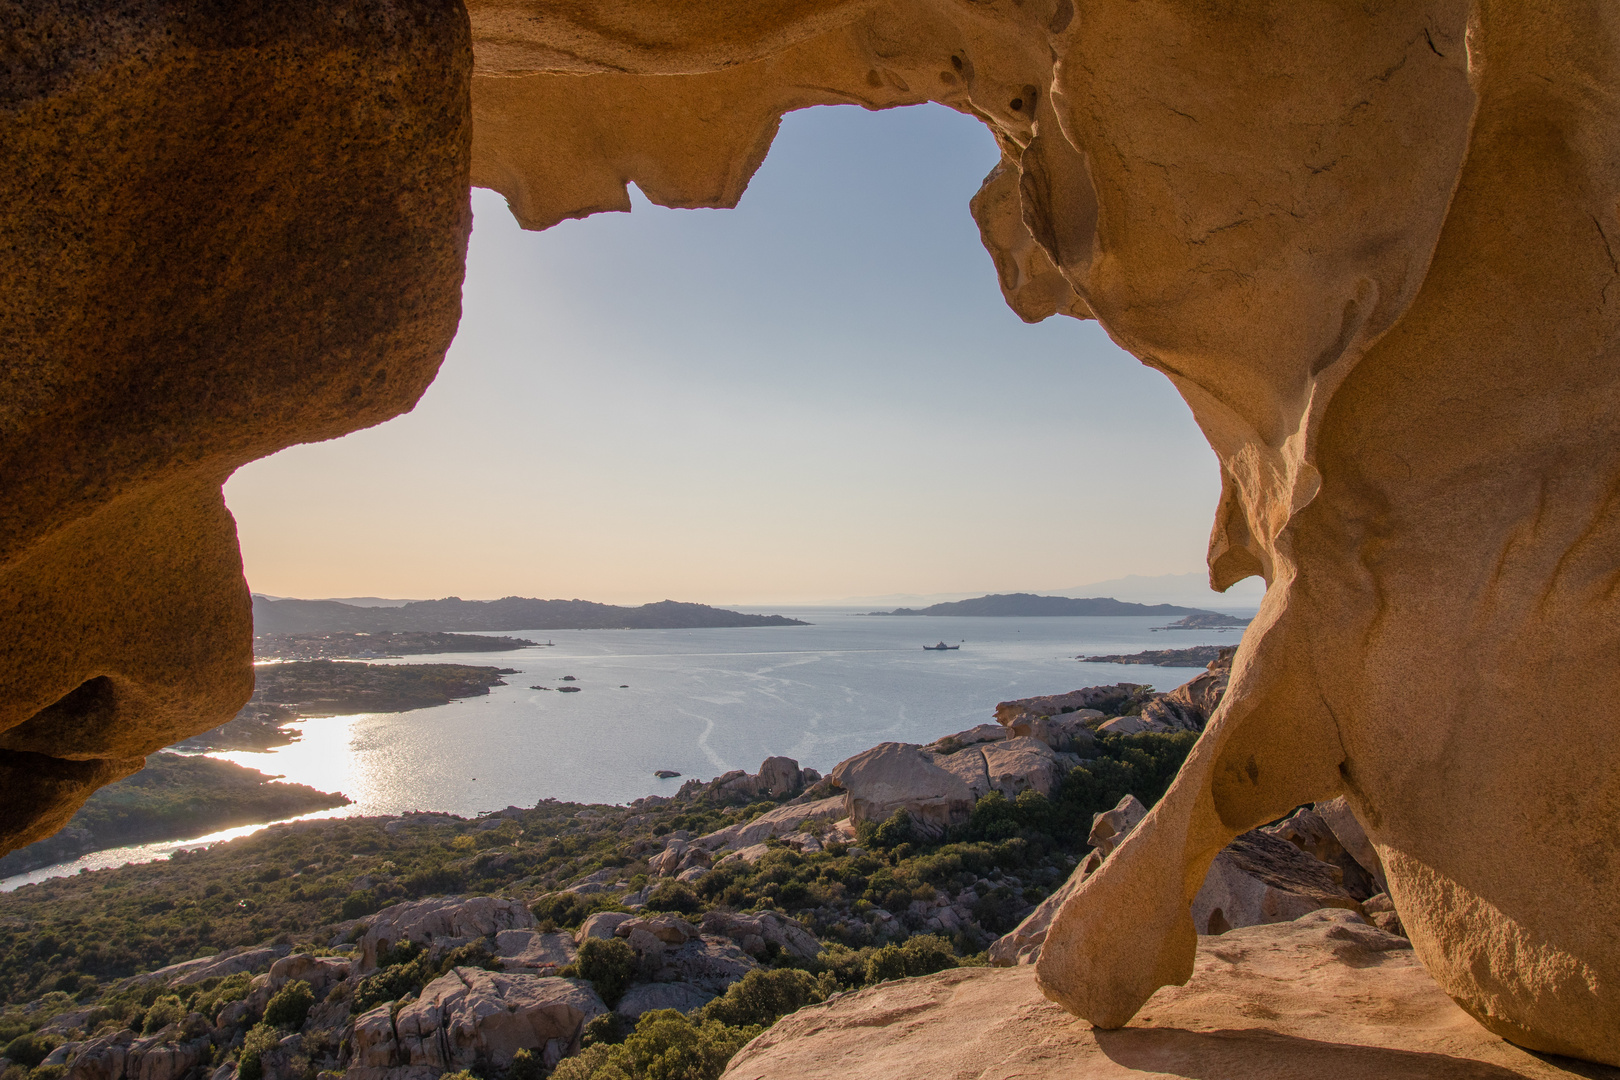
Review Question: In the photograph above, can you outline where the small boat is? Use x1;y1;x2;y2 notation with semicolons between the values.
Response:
922;642;960;651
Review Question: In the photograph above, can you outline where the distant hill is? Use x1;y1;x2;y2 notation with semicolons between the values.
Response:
252;595;808;634
865;592;1217;617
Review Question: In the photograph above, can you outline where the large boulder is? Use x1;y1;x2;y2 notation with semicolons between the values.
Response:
494;930;578;975
266;953;351;999
373;969;605;1073
357;896;535;973
1191;830;1364;935
829;743;974;832
722;910;1598;1079
1314;796;1389;893
613;982;716;1021
700;910;820;960
692;795;846;855
757;757;803;797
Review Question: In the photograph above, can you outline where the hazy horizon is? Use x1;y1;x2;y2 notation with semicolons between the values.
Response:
226;104;1242;608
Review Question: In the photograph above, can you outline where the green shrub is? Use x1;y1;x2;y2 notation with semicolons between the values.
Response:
237;1022;281;1080
551;1010;759;1080
32;1066;67;1080
2;1033;60;1069
140;993;185;1034
262;980;313;1030
340;891;379;920
193;973;252;1022
641;881;700;915
697;968;831;1029
863;935;958;984
353;948;433;1013
532;892;616;929
575;938;635;1007
581;1012;628;1048
505;1048;545;1080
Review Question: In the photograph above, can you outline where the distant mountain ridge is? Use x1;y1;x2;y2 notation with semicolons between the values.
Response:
252;595;807;634
866;592;1216;618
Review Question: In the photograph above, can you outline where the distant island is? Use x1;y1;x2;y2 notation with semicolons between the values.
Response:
255;630;539;661
253;595;807;634
175;660;516;752
1081;645;1230;667
0;753;349;878
865;592;1220;618
1152;612;1252;630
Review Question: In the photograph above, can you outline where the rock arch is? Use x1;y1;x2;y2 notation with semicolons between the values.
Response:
3;0;1618;1065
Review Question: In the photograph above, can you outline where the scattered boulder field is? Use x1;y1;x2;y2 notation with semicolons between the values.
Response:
0;648;1525;1080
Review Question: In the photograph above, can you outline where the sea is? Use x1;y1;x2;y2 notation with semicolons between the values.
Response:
0;610;1246;890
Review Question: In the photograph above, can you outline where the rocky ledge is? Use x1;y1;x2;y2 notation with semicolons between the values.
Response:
722;910;1613;1080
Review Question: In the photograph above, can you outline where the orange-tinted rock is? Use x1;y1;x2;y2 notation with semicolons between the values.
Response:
0;0;472;853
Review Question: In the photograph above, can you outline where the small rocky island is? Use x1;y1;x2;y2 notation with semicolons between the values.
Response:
174;660;515;752
1081;645;1232;667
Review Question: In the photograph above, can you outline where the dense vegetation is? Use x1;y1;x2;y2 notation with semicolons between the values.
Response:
0;755;350;878
0;730;1197;1080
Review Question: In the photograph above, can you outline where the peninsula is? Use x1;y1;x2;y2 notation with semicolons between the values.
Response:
255;631;538;661
174;660;515;752
253;595;807;634
866;593;1219;618
1081;645;1230;667
0;753;349;878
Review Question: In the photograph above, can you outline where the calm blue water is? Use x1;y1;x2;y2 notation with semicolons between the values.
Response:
211;609;1241;815
1;610;1246;890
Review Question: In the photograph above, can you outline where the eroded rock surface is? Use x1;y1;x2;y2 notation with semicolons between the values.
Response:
0;0;472;854
6;0;1620;1066
722;911;1618;1080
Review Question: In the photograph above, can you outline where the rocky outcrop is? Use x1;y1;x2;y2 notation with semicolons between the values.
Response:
1265;804;1381;900
722;911;1608;1080
685;796;846;862
700;911;819;961
356;896;535;974
494;929;578;975
66;1026;213;1080
829;743;974;834
1190;830;1364;936
994;687;1141;730
350;968;603;1074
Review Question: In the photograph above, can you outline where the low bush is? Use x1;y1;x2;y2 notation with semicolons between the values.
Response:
697;968;832;1030
262;980;313;1030
551;1010;760;1080
575;938;635;1007
237;1022;281;1080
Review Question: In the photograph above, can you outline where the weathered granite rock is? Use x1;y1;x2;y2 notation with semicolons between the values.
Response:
700;910;819;961
613;982;715;1021
494;929;577;975
357;896;534;974
266;953;351;999
829;743;973;832
757;757;803;797
1265;804;1380;901
574;913;633;944
1314;796;1389;894
374;969;604;1071
0;0;471;854
1189;830;1363;936
722;910;1615;1079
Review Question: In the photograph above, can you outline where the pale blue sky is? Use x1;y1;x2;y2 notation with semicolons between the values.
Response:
226;103;1228;606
